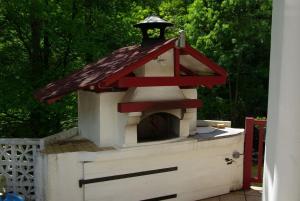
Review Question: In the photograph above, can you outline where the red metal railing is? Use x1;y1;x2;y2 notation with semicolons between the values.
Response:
243;117;267;189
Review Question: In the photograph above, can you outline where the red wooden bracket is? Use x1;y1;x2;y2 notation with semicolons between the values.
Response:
180;65;198;76
118;99;202;113
116;76;226;88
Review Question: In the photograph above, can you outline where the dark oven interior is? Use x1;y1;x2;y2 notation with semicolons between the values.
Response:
137;112;180;143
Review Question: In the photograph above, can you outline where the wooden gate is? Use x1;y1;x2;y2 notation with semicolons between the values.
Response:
243;117;267;189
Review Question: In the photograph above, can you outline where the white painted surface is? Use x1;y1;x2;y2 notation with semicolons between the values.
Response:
78;91;101;146
179;119;189;137
124;124;138;145
44;129;244;201
182;88;198;132
46;153;83;201
197;120;231;128
263;0;300;201
122;86;186;102
180;55;214;75
134;49;174;77
78;91;127;147
99;92;128;147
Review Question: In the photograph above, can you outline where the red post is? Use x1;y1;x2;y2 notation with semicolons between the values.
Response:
243;117;255;189
256;125;265;183
174;47;180;77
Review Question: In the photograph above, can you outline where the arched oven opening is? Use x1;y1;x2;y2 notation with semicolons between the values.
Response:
137;112;180;143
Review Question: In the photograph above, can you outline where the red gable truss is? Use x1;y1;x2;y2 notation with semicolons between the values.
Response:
35;38;227;104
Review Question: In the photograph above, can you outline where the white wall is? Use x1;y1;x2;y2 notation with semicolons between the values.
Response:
181;88;198;132
78;91;127;147
122;86;186;102
78;91;101;145
99;92;128;146
134;49;174;77
45;153;83;201
44;131;244;201
263;0;300;201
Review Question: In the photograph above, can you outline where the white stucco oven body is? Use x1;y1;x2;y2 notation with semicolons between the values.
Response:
35;17;245;201
41;83;244;201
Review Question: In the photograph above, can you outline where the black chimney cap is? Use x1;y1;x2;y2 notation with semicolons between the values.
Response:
134;16;173;47
134;16;174;29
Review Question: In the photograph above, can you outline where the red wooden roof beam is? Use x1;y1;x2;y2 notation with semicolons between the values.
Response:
116;76;226;88
118;99;202;113
180;65;198;76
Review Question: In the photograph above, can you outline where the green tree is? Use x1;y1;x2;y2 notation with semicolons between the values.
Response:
0;0;151;137
0;0;272;137
185;0;272;126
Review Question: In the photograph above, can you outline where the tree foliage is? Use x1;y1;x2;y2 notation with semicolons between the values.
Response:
186;0;272;126
0;0;272;137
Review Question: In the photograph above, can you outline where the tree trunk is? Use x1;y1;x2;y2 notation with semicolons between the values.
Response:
29;0;44;136
43;0;50;69
30;0;43;85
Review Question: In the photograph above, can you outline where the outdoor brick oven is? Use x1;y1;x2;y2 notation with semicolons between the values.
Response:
35;16;244;201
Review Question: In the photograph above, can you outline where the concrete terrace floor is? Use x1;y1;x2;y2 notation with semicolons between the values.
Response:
199;187;262;201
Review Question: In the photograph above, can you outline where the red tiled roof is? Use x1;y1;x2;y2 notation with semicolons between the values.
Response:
34;39;177;102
